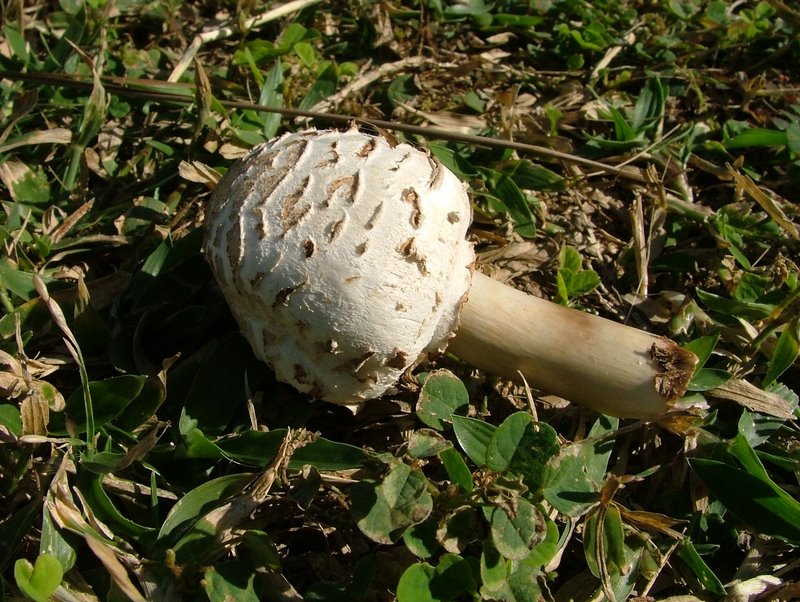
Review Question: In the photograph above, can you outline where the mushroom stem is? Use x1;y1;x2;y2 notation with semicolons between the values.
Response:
448;272;698;419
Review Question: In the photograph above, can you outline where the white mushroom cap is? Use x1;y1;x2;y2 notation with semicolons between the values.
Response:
204;128;475;405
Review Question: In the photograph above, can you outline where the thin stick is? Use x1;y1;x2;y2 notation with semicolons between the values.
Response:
0;71;648;182
168;0;324;82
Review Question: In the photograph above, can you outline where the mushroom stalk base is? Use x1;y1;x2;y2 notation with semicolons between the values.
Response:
448;272;698;419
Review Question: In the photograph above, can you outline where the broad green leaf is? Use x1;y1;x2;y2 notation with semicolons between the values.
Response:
0;498;40;571
397;554;477;602
452;415;497;467
179;334;261;436
688;458;800;545
486;412;559;492
481;169;537;238
14;554;63;602
485;498;547;560
502;159;564;192
403;516;440;559
676;539;726;595
683;333;720;371
408;429;452;459
0;260;45;300
559;245;583;273
156;473;253;546
396;563;438;602
523;516;560;569
584;507;622;578
351;463;433;544
428;143;480;180
763;317;799;387
437;506;479;553
696;289;773;320
216;429;369;471
298;62;338;110
10;165;51;204
259;59;283;139
688;368;732;391
631;78;665;134
416;370;469;430
725;128;787;149
2;25;28;64
480;541;507;594
40;492;77;573
204;560;259;602
49;375;146;435
438;447;473;492
0;404;22;437
543;416;618;517
84;475;157;542
113;372;168;431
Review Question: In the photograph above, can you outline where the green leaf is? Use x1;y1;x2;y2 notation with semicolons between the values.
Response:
486;412;559;492
557;247;600;303
485;498;547;560
688;368;732;391
40;491;77;573
11;166;51;204
763;317;800;387
725;128;788;149
0;404;22;437
630;78;665;134
259;59;284;139
480;541;507;594
523;515;560;569
397;554;477;602
683;333;720;371
156;473;253;547
416;370;469;430
352;463;433;544
204;560;260;602
559;246;583;273
0;498;40;572
438;446;473;492
403;516;440;559
543;416;618;517
676;539;726;595
49;375;146;435
298;62;338;110
696;289;774;320
84;474;157;541
502;159;564;192
452;415;497;467
14;554;63;602
179;334;261;436
481;169;537;237
3;25;28;63
216;429;369;471
438;506;480;554
408;429;452;459
688;458;800;545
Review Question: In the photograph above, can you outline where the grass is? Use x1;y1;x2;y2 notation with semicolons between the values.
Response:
1;0;799;600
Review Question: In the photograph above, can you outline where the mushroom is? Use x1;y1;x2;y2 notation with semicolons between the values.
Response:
204;127;697;419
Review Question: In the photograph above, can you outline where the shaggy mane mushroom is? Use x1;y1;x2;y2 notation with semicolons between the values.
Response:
204;128;697;419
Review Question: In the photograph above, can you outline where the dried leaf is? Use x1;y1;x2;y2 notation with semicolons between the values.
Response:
0;158;33;200
20;390;49;436
0;128;72;153
728;166;799;239
178;160;221;188
218;143;251;160
84;536;147;602
708;378;795;419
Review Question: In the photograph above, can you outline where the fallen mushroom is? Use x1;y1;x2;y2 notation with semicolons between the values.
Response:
204;127;697;419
